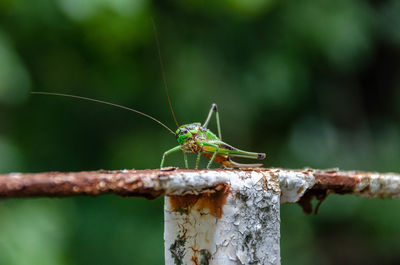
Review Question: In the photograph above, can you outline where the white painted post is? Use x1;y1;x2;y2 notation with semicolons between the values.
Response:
163;168;400;265
164;171;282;265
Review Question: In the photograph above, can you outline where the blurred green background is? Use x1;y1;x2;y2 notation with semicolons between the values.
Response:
1;0;400;264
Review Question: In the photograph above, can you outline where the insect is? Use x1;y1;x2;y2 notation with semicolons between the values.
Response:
31;92;266;169
31;23;266;169
163;104;266;169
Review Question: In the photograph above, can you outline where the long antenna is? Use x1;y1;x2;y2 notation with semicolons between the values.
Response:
31;92;176;135
151;18;179;128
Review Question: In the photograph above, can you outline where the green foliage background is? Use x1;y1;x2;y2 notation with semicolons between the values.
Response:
1;0;400;264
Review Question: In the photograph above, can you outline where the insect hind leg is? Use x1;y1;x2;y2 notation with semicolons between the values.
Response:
206;144;219;169
203;103;222;140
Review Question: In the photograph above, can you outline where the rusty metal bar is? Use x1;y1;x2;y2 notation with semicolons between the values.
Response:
1;168;399;200
0;169;234;199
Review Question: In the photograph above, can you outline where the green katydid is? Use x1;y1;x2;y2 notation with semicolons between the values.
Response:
162;105;266;169
31;92;266;169
31;22;266;169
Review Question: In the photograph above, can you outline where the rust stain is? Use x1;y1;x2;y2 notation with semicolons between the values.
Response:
297;189;328;215
299;171;364;214
297;186;304;194
205;231;210;244
190;248;199;265
169;195;199;214
189;243;199;265
191;255;199;265
169;183;230;218
189;245;211;265
313;172;361;193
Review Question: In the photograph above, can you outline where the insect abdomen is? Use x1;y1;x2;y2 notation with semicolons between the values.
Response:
201;153;231;167
201;153;263;168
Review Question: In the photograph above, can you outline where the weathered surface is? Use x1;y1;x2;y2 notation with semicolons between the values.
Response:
304;169;400;213
0;169;228;199
275;169;315;203
164;171;281;265
313;170;400;198
1;168;399;200
1;168;400;264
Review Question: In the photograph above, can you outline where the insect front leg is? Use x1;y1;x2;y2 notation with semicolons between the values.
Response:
195;145;204;169
160;146;181;168
203;103;222;140
196;153;201;169
183;152;189;169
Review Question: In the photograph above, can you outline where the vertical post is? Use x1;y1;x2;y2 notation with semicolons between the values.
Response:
164;171;281;265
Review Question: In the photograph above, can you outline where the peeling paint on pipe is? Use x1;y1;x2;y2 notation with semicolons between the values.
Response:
1;169;399;200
